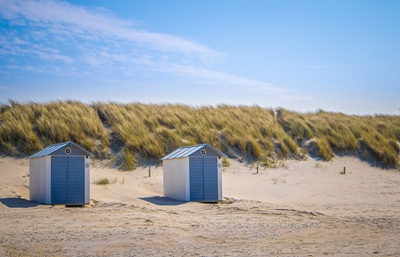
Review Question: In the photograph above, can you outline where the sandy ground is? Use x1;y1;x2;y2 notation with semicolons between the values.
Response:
1;156;400;256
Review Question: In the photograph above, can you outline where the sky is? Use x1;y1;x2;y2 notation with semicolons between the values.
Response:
0;0;399;115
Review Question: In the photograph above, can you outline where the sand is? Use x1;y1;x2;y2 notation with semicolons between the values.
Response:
1;156;400;256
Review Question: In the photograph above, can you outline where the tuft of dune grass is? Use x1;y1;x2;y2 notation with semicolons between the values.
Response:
94;178;110;185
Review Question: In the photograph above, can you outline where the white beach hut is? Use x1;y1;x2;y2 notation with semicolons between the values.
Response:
29;141;93;205
161;144;227;202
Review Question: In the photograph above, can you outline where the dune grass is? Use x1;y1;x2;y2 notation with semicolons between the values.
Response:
94;177;118;185
94;178;110;185
0;100;108;155
92;102;296;161
277;108;400;166
120;148;136;171
1;100;399;168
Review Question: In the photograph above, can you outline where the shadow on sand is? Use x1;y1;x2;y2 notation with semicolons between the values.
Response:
139;196;186;206
0;197;40;208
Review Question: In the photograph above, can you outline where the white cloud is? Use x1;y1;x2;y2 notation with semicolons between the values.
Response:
279;95;313;102
100;52;129;63
0;0;221;60
13;37;28;44
83;55;102;66
30;30;46;40
39;51;74;64
0;34;74;64
0;0;311;101
168;64;291;94
6;64;45;73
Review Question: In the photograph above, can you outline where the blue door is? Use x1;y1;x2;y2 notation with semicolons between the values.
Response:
66;156;85;204
189;157;218;201
203;158;218;200
51;156;85;204
189;157;204;201
51;156;68;204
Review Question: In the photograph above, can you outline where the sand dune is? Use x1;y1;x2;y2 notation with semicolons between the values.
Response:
1;156;399;256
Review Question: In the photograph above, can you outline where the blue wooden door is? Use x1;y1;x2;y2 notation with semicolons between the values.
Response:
203;157;218;200
67;156;85;204
189;157;218;201
51;156;68;204
51;156;85;204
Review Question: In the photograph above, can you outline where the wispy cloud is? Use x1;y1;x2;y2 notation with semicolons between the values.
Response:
0;0;220;60
167;64;292;94
0;32;74;64
0;0;310;100
279;95;312;102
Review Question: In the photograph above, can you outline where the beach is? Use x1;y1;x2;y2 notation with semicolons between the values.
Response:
1;156;399;256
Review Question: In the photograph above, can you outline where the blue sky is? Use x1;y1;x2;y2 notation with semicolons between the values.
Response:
0;0;399;115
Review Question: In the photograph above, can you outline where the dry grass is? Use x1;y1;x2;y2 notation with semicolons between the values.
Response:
92;102;295;161
222;157;230;171
120;148;136;171
94;177;118;185
1;100;399;168
94;178;111;185
0;100;108;155
277;108;400;167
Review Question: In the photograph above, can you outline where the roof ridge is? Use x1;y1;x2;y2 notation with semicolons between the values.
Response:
47;141;72;146
29;141;93;159
178;143;208;148
161;144;226;160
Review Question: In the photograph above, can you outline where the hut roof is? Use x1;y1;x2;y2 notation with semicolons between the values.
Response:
29;141;94;159
161;144;227;160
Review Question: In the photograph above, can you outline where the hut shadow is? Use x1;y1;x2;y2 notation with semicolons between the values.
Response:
0;197;40;208
139;196;186;206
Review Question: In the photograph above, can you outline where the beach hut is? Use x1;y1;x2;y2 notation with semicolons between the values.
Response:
29;141;93;205
161;144;227;202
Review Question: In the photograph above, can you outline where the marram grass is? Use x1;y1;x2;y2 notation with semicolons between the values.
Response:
1;100;399;168
92;102;296;160
0;100;108;155
277;108;400;167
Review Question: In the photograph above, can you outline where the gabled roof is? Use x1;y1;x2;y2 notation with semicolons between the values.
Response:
161;144;227;160
29;141;94;159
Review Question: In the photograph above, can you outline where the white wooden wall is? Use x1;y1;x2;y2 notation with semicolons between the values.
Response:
163;158;190;201
29;156;51;204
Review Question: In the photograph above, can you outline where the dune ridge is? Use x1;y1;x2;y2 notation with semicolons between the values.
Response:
1;100;399;170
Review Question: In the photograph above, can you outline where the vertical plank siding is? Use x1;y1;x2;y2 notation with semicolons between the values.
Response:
51;156;85;204
189;157;204;201
203;158;218;200
189;157;218;201
51;156;68;204
67;156;85;204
